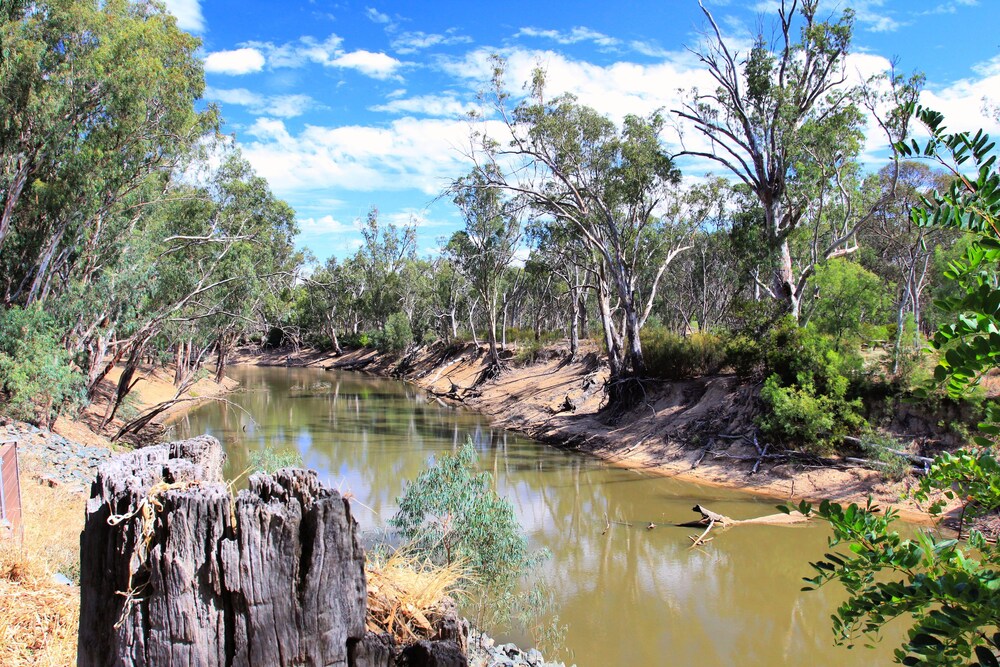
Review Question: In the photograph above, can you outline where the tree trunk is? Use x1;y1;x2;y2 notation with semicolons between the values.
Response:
568;284;580;361
468;300;480;347
777;238;801;320
329;322;343;355
78;436;369;667
486;302;500;368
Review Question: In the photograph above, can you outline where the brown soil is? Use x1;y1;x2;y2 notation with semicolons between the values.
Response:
238;342;953;524
62;364;238;446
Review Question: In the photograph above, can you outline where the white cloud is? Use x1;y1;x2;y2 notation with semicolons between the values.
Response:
515;26;619;48
330;50;402;80
205;88;317;118
372;94;478;118
919;0;978;15
240;35;402;80
972;54;1000;78
751;0;905;32
204;48;265;75
241;116;481;196
299;215;359;236
382;208;450;229
391;31;472;55
162;0;204;33
365;7;391;24
248;35;344;68
440;47;711;126
205;87;261;106
919;68;1000;139
265;95;316;118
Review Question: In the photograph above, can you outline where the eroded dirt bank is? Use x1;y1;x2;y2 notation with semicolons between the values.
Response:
234;342;943;522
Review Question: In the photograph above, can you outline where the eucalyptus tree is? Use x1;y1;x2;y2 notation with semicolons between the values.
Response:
0;0;209;302
355;207;417;330
468;62;693;401
429;256;467;343
654;177;748;332
527;217;593;359
674;0;920;320
448;170;524;369
97;150;299;426
860;162;954;371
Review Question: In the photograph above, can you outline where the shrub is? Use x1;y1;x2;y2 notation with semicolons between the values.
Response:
756;317;866;453
856;427;911;482
389;440;532;593
0;306;82;425
376;312;412;354
340;331;374;349
248;447;303;473
725;334;765;379
641;328;726;380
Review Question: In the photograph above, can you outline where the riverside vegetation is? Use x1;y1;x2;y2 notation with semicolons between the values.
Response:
1;0;1000;665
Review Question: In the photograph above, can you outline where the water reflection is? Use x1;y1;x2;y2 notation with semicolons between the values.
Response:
174;366;901;667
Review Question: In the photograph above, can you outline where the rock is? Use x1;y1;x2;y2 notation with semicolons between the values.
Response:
400;640;467;667
51;573;74;586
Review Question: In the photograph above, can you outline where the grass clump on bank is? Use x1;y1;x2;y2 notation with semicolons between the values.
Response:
365;550;466;643
0;465;87;665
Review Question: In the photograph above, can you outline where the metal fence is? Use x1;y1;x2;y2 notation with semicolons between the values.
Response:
0;439;22;542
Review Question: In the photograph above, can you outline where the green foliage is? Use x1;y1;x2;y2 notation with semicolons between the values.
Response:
788;496;1000;667
809;259;891;342
756;318;866;452
376;312;413;354
916;449;1000;533
857;427;912;482
0;305;82;424
896;107;1000;399
389;440;533;594
248;447;303;474
640;328;726;380
759;375;863;455
797;110;1000;667
725;334;765;379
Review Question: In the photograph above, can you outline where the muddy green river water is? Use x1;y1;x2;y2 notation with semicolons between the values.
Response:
174;366;902;666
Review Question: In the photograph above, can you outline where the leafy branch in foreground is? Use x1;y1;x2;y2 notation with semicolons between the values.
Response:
791;107;1000;667
786;495;1000;666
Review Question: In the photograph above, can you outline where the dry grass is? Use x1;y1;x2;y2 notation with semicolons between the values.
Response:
365;550;467;644
0;475;85;666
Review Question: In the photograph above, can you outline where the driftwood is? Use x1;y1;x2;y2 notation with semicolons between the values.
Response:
550;394;577;414
675;504;809;541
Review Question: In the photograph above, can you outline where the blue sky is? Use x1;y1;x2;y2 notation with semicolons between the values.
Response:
162;0;1000;264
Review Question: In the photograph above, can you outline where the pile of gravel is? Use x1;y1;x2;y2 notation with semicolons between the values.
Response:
1;421;112;492
467;629;573;667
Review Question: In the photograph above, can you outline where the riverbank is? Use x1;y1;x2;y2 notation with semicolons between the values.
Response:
237;342;951;523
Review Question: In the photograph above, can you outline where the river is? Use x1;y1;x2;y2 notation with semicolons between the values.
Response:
173;365;902;666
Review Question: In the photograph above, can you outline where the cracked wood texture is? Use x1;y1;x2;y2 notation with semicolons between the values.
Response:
78;436;367;666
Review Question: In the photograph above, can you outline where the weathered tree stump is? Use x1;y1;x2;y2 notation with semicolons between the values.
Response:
78;435;367;666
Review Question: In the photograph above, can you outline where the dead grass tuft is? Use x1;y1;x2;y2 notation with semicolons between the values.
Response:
0;468;86;665
0;545;79;666
365;550;467;644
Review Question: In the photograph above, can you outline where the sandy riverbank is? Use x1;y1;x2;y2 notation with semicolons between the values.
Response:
234;342;949;524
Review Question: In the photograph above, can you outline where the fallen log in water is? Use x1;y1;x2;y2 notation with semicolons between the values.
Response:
674;504;810;548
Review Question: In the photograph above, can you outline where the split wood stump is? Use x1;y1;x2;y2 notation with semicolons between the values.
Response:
78;435;368;666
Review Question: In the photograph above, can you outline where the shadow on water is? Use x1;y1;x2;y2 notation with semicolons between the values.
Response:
174;365;905;667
